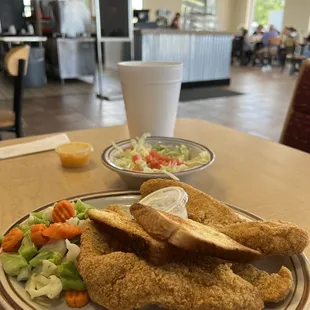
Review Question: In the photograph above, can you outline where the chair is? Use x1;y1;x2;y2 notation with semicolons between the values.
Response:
0;45;30;139
231;36;244;65
264;37;281;66
285;43;308;75
280;60;310;153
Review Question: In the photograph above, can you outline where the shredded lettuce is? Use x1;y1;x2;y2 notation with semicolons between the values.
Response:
0;253;28;276
59;261;86;291
112;134;210;173
0;235;4;245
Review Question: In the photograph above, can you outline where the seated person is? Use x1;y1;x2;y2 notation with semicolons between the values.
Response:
253;24;264;35
262;25;279;46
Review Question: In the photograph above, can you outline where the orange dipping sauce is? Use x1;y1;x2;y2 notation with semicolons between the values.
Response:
56;142;93;168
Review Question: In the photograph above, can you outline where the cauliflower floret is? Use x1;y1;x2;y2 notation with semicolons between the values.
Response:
25;274;62;299
65;239;80;262
66;217;85;228
33;260;58;278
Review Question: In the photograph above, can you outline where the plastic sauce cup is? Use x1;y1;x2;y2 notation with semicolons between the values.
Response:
56;142;93;168
139;186;188;218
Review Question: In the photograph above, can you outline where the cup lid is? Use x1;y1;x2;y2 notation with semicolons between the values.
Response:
139;186;188;218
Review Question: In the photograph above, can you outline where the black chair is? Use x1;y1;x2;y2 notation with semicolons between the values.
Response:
0;45;30;139
231;36;244;65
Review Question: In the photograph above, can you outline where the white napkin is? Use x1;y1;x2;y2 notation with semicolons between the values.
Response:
0;134;70;160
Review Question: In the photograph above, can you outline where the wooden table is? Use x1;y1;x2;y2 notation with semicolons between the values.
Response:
1;119;310;256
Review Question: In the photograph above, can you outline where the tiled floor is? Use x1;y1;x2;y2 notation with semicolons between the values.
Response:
0;66;297;141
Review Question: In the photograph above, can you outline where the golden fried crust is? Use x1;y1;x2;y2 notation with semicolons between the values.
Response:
78;220;264;310
220;221;309;255
140;179;245;227
232;264;293;303
105;205;131;218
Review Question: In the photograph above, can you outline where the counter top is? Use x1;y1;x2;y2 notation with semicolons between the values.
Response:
137;29;236;36
56;37;96;42
0;36;47;42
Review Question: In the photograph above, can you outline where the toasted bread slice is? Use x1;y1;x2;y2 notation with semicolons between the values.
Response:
130;203;262;262
87;208;174;265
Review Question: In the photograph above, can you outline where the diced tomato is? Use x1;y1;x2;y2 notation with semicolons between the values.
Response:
150;149;163;159
132;154;142;162
145;155;153;163
126;146;134;150
164;156;172;162
150;160;161;169
149;149;158;158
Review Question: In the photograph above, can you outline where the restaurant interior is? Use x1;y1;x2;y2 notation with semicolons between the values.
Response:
0;1;310;309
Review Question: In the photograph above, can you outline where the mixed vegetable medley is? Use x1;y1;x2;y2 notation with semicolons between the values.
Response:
0;199;93;308
112;134;211;173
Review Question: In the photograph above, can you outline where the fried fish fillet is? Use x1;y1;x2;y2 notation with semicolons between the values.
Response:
78;219;264;310
109;205;294;304
140;179;309;255
232;264;293;303
140;179;245;227
220;221;309;255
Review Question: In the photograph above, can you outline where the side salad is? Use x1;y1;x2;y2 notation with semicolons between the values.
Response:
0;199;93;308
113;133;211;173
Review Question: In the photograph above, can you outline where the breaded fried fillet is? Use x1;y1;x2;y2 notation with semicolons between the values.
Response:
140;179;245;227
78;220;264;310
232;264;293;303
220;221;309;255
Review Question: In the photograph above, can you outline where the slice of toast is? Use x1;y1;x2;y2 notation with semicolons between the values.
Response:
87;208;174;265
130;203;262;262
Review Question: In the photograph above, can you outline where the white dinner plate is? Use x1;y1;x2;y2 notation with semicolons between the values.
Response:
0;191;309;310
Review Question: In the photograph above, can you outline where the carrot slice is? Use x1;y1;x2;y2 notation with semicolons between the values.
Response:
42;223;82;240
65;290;89;308
31;224;49;247
52;200;75;223
2;227;24;252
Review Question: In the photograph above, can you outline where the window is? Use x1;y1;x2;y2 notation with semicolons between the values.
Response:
251;0;285;32
132;0;143;10
23;0;31;18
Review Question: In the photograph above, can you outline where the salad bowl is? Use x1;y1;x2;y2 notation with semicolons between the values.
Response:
101;136;215;189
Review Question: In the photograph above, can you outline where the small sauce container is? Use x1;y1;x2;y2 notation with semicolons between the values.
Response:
139;186;188;218
56;142;93;168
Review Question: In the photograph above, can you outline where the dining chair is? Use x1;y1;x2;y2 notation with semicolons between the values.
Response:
0;45;30;139
280;60;310;153
264;37;281;66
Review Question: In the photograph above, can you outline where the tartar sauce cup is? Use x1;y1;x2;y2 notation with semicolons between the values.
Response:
139;186;188;218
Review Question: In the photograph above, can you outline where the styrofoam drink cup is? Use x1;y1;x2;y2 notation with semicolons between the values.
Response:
118;61;183;137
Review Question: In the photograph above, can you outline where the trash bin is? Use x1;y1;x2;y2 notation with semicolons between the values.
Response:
24;47;47;88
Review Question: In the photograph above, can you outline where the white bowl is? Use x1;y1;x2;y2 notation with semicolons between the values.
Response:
101;137;215;189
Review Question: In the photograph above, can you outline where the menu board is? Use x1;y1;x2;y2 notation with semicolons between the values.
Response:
98;0;132;39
